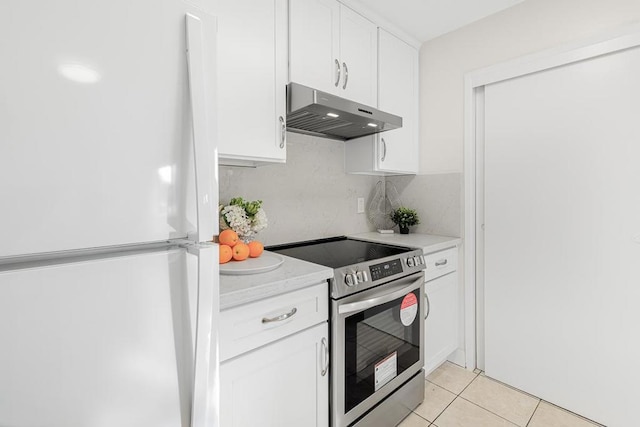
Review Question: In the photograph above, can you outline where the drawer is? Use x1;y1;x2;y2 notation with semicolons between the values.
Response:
220;281;328;362
423;247;458;282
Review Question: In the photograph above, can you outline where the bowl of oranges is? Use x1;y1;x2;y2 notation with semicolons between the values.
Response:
218;230;283;275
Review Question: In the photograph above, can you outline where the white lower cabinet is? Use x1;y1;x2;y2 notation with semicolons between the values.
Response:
423;247;460;375
220;283;329;427
221;322;329;427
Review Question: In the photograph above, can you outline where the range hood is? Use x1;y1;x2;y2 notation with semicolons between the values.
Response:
286;82;402;141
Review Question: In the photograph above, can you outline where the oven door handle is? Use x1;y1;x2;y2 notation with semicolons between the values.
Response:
338;277;423;315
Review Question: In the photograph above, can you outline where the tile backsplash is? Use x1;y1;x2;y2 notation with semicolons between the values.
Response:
386;173;462;237
219;132;461;246
219;132;379;246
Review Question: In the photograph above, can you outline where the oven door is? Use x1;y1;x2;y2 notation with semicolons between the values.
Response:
331;271;425;427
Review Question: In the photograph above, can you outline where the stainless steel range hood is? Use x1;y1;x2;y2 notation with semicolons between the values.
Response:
286;82;402;141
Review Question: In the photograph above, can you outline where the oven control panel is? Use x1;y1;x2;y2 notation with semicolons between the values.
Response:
369;259;403;281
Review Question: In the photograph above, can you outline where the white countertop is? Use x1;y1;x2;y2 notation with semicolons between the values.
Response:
219;251;333;310
220;233;461;309
348;232;462;254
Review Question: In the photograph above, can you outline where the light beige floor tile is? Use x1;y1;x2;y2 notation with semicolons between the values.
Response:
426;362;478;394
413;381;456;422
528;401;601;427
432;397;518;427
460;375;539;426
397;412;431;427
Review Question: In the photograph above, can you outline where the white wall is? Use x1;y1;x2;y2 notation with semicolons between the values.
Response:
419;0;640;174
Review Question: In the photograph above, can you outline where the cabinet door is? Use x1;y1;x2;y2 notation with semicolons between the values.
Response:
339;5;377;106
216;0;287;166
221;322;329;427
289;0;340;95
424;271;459;375
376;29;419;174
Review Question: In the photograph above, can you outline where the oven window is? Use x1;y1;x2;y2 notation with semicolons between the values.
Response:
344;289;421;412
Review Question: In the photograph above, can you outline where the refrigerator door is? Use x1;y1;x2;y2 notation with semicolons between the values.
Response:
0;0;217;258
0;244;219;427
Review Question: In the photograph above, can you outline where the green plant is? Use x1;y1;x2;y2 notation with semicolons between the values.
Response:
390;207;420;228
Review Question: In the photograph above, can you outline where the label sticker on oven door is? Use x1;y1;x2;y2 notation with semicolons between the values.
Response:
400;293;418;326
374;351;397;391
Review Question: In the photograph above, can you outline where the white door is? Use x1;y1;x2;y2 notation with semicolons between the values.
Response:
376;29;419;174
289;0;340;94
0;0;217;257
0;247;217;427
483;44;640;427
221;322;329;427
216;0;287;164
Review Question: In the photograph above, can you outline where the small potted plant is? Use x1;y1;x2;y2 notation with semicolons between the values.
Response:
390;207;420;234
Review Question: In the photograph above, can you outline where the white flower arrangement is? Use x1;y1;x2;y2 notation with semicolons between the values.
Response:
219;197;268;239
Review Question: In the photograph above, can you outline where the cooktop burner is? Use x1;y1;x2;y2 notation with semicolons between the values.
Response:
267;236;408;269
269;236;425;299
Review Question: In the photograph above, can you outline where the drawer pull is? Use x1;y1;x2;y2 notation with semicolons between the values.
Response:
435;259;448;267
262;307;297;324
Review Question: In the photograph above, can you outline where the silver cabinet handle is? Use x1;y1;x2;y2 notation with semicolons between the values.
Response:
424;293;431;319
262;307;297;323
334;59;341;87
342;62;349;89
435;259;448;267
320;337;329;376
279;116;285;148
381;138;387;162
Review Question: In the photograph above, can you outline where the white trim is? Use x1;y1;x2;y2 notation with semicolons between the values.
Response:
463;22;640;371
468;22;640;88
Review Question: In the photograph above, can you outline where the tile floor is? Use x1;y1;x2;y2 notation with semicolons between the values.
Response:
398;362;604;427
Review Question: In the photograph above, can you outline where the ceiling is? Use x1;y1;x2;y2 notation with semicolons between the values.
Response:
353;0;526;42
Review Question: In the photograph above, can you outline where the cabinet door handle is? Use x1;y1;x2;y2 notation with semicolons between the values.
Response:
342;62;349;90
381;138;387;162
320;337;329;376
435;259;448;267
279;116;286;148
424;293;431;319
334;59;341;87
262;307;297;323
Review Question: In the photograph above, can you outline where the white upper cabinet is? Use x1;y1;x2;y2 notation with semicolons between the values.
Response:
216;0;288;166
345;29;419;175
289;0;339;95
376;29;419;174
290;0;377;106
338;6;378;106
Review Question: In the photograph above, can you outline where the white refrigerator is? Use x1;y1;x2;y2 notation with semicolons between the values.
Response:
0;1;220;426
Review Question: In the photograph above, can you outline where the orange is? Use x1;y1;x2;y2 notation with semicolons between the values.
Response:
248;241;264;258
219;229;239;247
232;243;250;261
219;245;233;264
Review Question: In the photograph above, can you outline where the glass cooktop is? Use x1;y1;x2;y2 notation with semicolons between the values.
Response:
267;237;410;269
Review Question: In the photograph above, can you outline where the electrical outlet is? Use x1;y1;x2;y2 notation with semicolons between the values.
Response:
357;198;365;214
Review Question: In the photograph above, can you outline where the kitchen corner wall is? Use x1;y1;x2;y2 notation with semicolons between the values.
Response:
386;173;461;237
219;132;379;246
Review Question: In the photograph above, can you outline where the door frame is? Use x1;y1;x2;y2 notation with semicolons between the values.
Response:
462;23;640;370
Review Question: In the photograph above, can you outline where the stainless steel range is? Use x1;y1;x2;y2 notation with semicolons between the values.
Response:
269;237;426;427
